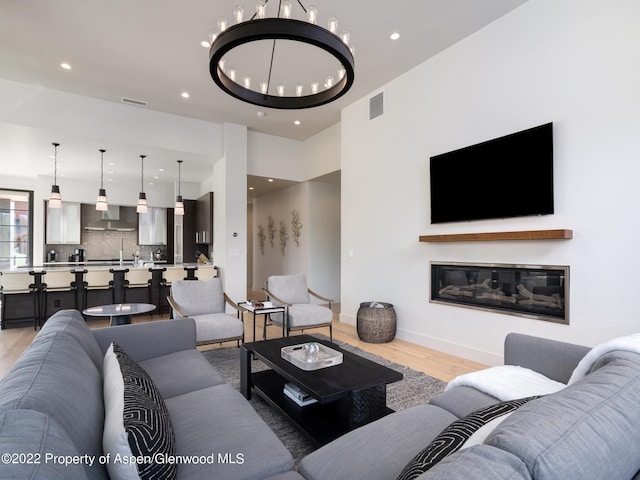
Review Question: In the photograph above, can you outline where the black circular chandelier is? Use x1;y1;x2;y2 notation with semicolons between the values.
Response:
208;1;355;110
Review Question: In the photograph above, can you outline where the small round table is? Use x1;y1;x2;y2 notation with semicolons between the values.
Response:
83;303;156;326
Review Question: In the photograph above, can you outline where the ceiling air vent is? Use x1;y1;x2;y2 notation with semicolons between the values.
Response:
369;92;384;120
121;97;148;108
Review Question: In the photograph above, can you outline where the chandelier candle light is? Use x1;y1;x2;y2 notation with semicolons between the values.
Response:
208;0;355;109
136;154;148;214
48;142;62;208
96;149;108;211
175;160;184;216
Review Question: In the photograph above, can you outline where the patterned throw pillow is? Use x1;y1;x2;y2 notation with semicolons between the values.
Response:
103;343;177;480
396;396;540;480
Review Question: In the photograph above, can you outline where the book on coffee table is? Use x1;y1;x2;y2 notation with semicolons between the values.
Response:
283;383;318;407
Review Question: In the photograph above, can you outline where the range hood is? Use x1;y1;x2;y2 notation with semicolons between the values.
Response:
84;205;136;232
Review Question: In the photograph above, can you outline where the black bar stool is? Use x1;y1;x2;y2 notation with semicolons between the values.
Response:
148;267;167;316
71;268;88;311
28;270;47;330
184;265;198;280
109;268;129;304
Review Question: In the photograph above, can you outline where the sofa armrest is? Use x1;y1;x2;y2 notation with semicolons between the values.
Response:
504;333;590;384
92;318;197;363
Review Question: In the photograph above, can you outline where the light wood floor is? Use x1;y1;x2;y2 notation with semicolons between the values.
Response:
0;308;487;382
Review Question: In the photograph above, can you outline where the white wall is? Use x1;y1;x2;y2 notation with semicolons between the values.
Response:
252;180;340;301
250;122;341;300
341;0;640;364
252;183;310;289
248;131;304;181
307;181;340;301
213;123;248;304
303;123;341;180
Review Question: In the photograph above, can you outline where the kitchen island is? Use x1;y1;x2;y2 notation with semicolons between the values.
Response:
0;263;217;329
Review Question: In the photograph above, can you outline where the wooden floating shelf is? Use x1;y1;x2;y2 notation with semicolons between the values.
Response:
419;229;573;243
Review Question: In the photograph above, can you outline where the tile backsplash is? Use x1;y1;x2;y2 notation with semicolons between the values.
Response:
44;205;166;262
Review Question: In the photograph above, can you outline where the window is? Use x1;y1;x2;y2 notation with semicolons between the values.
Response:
0;189;33;269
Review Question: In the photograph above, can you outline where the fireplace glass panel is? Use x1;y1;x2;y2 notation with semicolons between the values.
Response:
430;262;568;324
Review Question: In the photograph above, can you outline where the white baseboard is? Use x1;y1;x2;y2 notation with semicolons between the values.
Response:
395;328;503;366
339;313;502;366
339;313;356;325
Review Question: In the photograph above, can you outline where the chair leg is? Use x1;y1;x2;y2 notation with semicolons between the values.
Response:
41;289;47;327
31;287;38;331
329;323;333;342
263;314;267;341
148;285;152;318
283;308;287;338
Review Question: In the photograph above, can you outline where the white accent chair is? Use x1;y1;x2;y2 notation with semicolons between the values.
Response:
263;273;334;341
167;278;245;347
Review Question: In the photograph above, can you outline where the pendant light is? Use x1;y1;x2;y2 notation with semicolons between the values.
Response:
48;142;62;208
136;154;148;213
175;160;184;216
95;149;108;211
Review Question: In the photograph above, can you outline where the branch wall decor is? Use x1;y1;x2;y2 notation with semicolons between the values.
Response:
257;224;266;255
291;209;303;247
279;220;289;256
267;216;276;248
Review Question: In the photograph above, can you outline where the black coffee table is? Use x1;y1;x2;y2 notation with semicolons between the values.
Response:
240;335;403;446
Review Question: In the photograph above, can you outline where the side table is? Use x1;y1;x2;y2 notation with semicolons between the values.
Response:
238;302;286;341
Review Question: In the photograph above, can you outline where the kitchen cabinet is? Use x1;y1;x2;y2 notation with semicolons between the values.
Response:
46;201;81;244
166;199;199;263
195;192;213;244
183;199;200;262
138;207;167;245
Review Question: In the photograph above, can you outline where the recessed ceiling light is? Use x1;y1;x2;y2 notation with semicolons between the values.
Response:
390;32;401;40
158;168;164;172
108;162;115;166
268;178;274;183
181;92;190;98
257;111;266;118
294;120;301;125
201;41;211;48
249;186;254;190
60;63;71;70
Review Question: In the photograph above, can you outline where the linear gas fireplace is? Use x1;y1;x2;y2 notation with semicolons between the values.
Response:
430;262;569;324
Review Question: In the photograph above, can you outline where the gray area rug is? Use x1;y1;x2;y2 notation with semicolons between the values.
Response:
201;336;446;464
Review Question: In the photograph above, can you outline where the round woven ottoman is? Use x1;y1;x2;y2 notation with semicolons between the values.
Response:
356;302;397;343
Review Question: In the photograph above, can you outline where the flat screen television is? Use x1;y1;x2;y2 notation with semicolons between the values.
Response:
429;122;554;224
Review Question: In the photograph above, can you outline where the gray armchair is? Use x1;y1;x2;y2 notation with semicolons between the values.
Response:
263;273;334;341
167;278;244;347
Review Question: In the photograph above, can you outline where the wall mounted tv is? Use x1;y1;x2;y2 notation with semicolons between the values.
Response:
429;122;554;224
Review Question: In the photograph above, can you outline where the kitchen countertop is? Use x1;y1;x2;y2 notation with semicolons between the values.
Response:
1;263;216;274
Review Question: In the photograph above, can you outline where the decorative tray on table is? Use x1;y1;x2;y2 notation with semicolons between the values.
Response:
281;342;343;371
246;301;274;308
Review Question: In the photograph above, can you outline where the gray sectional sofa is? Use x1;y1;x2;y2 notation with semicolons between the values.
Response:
2;308;640;480
298;332;640;480
0;309;296;480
